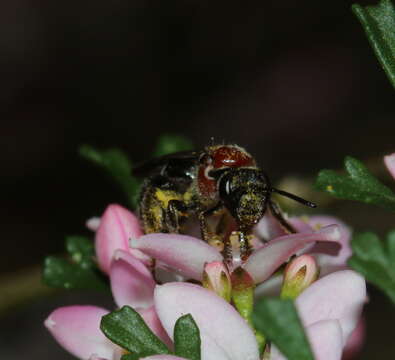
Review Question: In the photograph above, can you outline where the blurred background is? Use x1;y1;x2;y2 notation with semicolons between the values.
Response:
0;0;394;358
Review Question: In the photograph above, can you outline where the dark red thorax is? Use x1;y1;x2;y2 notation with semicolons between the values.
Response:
197;145;256;198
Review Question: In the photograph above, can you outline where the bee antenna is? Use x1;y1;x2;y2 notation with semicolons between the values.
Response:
271;188;317;208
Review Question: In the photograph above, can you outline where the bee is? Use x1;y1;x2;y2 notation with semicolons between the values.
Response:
134;144;316;261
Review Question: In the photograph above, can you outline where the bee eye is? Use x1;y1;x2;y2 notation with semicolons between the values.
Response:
199;153;213;165
225;179;231;195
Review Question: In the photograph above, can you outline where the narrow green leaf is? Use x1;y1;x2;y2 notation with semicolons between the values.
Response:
174;314;201;360
100;306;170;357
348;231;395;304
352;0;395;89
153;134;194;157
79;145;140;209
315;156;395;211
387;230;395;263
121;354;140;360
65;236;95;269
42;256;108;292
253;298;314;360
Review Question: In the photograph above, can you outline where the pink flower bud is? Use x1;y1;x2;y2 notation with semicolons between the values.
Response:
202;261;231;302
281;254;319;299
95;204;149;274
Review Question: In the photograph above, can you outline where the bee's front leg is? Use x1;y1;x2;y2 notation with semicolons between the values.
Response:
198;203;224;245
268;200;297;234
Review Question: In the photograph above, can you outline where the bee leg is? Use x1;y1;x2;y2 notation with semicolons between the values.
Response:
166;199;189;233
268;200;297;234
198;203;224;242
238;230;253;261
215;210;231;239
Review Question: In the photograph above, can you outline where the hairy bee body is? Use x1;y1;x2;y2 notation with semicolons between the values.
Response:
134;144;316;259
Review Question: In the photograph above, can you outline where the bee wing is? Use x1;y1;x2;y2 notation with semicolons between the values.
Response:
132;150;199;177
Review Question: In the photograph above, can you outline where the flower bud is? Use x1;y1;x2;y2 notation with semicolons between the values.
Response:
202;261;231;302
230;267;265;350
230;267;255;325
281;255;319;299
95;204;150;274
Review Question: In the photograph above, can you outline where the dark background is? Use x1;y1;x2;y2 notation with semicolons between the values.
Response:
0;0;394;358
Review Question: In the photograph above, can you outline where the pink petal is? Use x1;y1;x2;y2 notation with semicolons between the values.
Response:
131;234;223;281
44;305;117;360
154;282;259;360
384;153;395;180
271;320;343;360
89;355;110;360
110;250;155;309
296;270;366;342
307;320;343;360
141;356;187;360
342;317;365;360
138;306;173;350
306;216;352;276
254;214;313;241
95;204;147;274
244;225;340;284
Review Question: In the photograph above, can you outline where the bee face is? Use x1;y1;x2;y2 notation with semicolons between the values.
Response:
218;168;269;229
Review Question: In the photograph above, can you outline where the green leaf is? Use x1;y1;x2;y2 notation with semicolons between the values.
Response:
153;134;194;157
42;256;108;292
120;354;140;360
348;231;395;304
79;145;141;209
387;230;395;263
352;0;395;89
315;156;395;211
174;314;201;360
100;306;170;357
65;236;95;269
253;298;314;360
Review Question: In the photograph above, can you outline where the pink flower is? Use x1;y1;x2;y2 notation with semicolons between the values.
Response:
46;203;365;360
91;204;151;274
45;261;365;360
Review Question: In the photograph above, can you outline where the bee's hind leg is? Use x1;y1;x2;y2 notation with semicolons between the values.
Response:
268;200;297;234
165;199;190;233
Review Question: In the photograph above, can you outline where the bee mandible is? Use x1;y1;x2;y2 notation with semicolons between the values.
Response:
134;144;316;261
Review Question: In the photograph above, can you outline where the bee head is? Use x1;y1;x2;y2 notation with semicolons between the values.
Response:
215;168;270;230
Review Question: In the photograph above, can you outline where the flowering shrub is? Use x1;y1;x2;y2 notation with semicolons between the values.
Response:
41;0;395;356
